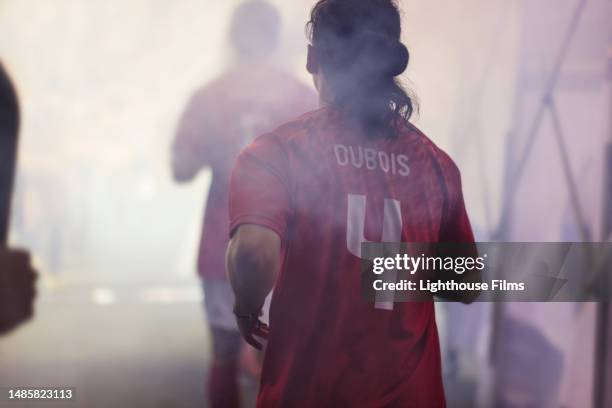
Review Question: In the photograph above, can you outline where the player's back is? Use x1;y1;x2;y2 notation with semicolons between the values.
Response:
232;107;472;407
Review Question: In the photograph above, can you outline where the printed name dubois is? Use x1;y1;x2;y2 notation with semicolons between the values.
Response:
334;144;410;177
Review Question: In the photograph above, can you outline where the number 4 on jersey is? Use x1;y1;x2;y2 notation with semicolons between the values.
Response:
346;194;402;310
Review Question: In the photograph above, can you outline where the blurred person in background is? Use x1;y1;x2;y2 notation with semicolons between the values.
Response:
227;0;479;406
0;62;37;335
171;1;317;406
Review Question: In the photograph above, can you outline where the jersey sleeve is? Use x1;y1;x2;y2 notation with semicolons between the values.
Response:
229;133;291;239
438;158;475;243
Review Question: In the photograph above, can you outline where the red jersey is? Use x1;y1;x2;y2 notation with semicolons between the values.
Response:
173;63;317;279
229;107;475;407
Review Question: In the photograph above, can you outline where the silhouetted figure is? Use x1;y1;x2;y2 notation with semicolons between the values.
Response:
0;62;37;335
171;2;316;406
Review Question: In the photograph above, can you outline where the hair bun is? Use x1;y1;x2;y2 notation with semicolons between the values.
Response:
357;32;409;77
389;42;409;76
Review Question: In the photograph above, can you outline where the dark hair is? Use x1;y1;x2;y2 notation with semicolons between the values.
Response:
230;0;281;58
307;0;415;138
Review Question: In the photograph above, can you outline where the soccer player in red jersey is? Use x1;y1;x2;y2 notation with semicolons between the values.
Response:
227;0;479;406
171;1;316;407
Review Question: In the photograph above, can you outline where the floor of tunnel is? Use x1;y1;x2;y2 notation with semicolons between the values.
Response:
0;285;258;408
0;283;478;407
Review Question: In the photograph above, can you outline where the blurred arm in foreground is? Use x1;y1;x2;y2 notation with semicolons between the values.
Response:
0;249;36;335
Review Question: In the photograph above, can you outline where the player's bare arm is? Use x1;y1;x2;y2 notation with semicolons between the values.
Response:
226;224;280;349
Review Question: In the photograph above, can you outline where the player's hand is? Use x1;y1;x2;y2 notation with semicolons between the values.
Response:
0;248;37;335
234;306;269;350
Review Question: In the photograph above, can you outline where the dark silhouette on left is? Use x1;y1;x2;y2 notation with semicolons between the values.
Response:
0;61;37;335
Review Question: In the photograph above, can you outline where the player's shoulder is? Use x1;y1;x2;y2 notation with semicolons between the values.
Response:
272;106;333;140
401;120;460;178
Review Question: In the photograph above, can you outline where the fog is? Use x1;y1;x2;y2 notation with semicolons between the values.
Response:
0;0;609;406
0;0;521;280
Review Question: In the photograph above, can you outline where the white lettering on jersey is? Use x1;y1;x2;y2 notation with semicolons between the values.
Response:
334;144;410;176
347;194;402;310
334;144;349;166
